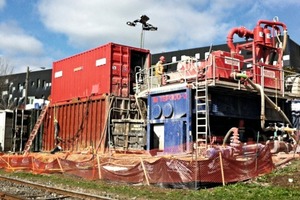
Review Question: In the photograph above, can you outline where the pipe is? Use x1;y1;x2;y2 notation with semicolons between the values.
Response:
231;72;292;128
247;78;292;128
226;27;254;53
230;72;266;129
230;72;248;81
282;29;288;52
257;20;288;52
253;83;266;130
269;140;290;154
257;20;287;32
231;73;263;129
222;127;239;146
265;25;287;53
227;20;288;55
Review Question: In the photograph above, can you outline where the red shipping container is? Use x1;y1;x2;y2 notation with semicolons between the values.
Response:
51;43;150;103
43;95;109;152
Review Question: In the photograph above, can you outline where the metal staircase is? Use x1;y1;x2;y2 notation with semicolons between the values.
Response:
23;105;49;155
195;69;210;156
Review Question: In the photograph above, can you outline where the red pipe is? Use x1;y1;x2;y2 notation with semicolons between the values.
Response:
226;27;253;53
257;20;287;31
227;20;287;54
258;20;288;54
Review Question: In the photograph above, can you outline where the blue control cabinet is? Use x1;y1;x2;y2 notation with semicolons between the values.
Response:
147;87;192;153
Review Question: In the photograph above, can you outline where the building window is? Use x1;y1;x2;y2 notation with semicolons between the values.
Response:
205;52;210;60
18;83;23;92
172;56;177;63
37;79;41;88
2;90;8;96
42;80;46;89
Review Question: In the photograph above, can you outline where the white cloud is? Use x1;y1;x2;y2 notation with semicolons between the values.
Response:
9;55;52;72
37;0;242;52
38;0;145;48
0;21;44;56
36;0;300;56
0;21;47;73
40;0;296;54
0;0;5;10
0;0;299;74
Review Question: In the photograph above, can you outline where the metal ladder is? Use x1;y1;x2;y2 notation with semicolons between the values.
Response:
195;71;209;156
23;105;49;155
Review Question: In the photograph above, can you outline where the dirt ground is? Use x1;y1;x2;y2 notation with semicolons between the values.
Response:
270;171;300;188
255;153;300;189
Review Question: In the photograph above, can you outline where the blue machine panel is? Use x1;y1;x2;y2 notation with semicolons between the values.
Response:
164;120;186;153
147;87;192;154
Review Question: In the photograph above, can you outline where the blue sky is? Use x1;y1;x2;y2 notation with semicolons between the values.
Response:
0;0;300;73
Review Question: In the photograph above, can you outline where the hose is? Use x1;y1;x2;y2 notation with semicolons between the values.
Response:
222;127;238;146
252;83;265;129
231;72;292;129
246;78;292;128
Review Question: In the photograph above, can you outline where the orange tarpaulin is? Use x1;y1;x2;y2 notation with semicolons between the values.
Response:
0;144;274;188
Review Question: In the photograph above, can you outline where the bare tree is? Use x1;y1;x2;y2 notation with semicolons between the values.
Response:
0;57;14;75
0;57;15;109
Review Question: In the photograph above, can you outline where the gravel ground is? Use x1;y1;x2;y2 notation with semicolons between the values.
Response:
0;178;82;199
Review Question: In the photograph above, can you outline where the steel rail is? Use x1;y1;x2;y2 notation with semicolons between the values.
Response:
0;191;27;200
0;175;112;200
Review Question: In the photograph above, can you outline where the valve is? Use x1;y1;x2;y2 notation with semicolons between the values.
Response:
230;132;240;147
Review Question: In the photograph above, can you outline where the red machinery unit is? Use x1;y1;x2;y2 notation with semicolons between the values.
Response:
201;50;244;80
251;64;282;90
226;19;287;90
168;50;244;83
51;43;150;103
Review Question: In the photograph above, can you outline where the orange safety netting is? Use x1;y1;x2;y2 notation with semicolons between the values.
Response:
0;144;274;188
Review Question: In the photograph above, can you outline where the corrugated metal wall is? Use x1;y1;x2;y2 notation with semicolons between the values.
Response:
42;95;109;152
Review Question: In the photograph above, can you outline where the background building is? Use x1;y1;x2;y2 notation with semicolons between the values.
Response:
152;37;300;73
0;69;51;110
0;37;300;109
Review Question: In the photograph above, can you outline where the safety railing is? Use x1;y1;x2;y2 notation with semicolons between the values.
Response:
134;53;300;99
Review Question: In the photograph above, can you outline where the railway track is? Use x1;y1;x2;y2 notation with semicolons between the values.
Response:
0;175;113;200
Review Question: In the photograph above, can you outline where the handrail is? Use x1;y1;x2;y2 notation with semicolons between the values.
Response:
134;53;297;100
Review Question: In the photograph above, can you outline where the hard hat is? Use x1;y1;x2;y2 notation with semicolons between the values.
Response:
160;56;165;62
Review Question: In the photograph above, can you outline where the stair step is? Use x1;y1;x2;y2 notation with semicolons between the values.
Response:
197;124;207;127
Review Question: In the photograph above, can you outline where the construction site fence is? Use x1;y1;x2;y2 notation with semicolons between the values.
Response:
0;144;274;189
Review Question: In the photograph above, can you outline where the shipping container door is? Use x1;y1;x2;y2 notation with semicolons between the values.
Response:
111;45;130;97
4;112;13;151
129;50;150;94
